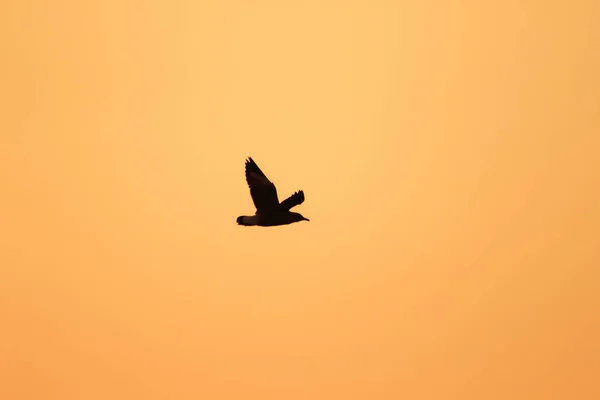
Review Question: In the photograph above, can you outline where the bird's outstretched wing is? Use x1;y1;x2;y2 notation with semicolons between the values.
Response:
279;190;305;211
245;157;279;212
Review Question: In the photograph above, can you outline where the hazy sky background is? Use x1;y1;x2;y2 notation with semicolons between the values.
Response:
1;1;599;399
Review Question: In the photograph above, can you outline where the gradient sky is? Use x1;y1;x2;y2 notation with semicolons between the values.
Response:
1;1;599;399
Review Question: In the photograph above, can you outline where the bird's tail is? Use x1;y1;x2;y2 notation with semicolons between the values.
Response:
236;215;259;226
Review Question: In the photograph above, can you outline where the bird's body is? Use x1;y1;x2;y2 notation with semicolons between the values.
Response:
237;157;309;227
236;211;306;227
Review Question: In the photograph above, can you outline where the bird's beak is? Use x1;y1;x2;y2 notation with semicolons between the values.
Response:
304;217;310;221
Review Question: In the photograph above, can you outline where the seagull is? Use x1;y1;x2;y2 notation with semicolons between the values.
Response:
237;157;310;227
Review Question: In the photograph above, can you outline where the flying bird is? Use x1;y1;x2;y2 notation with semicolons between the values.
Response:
237;157;309;227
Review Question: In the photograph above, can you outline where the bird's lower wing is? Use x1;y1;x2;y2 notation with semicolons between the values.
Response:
279;190;305;211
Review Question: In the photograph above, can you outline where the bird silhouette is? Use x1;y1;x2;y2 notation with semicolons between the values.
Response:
237;157;309;227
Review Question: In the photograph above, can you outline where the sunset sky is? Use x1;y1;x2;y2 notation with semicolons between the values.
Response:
1;1;599;399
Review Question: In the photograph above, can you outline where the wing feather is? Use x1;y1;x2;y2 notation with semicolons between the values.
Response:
279;190;305;211
245;157;279;212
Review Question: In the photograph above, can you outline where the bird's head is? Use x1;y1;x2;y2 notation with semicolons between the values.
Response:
290;212;310;223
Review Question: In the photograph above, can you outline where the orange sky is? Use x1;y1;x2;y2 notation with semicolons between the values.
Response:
1;1;599;399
